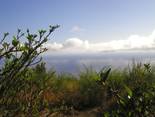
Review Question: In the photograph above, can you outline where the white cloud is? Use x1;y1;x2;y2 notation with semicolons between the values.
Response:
63;38;89;49
45;30;155;53
44;42;63;51
70;25;85;33
44;38;89;53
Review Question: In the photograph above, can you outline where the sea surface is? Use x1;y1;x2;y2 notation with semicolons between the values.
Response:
43;51;155;74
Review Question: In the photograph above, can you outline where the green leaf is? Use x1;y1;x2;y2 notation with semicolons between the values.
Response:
104;112;110;117
124;85;133;97
27;35;34;41
20;46;26;51
12;36;19;46
119;99;126;106
2;42;9;49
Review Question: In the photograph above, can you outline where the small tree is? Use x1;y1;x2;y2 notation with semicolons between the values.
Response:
0;25;59;94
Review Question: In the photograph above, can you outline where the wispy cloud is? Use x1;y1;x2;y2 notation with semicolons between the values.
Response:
70;25;85;33
45;30;155;53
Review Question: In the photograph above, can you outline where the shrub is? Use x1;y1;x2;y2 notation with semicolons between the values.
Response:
104;63;155;117
0;25;59;116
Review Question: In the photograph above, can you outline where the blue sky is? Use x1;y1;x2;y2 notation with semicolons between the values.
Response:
1;0;155;46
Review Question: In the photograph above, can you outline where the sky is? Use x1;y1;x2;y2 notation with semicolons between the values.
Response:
1;0;155;53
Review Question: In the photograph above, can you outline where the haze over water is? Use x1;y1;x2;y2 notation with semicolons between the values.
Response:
44;51;155;74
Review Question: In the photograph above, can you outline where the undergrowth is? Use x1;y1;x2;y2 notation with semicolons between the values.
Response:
0;62;155;117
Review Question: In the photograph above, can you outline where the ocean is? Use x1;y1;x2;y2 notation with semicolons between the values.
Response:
43;51;155;74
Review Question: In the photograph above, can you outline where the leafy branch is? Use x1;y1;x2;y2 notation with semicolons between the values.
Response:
0;25;59;92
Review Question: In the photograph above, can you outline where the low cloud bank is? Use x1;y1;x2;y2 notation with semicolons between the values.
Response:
45;30;155;53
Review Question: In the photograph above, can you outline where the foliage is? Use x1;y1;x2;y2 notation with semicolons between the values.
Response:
1;28;155;116
104;63;155;117
0;26;59;116
1;60;155;116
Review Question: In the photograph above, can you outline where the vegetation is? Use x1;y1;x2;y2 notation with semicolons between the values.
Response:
1;27;155;117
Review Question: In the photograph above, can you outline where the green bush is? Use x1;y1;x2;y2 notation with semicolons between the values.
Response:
104;63;155;117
